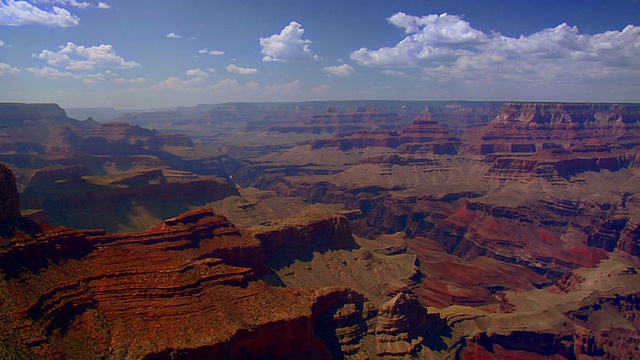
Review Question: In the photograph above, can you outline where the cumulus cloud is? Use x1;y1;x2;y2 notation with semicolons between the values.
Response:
348;12;640;100
186;68;209;77
198;48;208;54
0;63;20;75
0;0;80;27
0;40;4;47
260;21;320;61
225;64;258;74
27;66;72;78
33;0;91;8
350;12;640;81
166;32;181;38
34;42;140;70
97;2;110;9
323;64;355;76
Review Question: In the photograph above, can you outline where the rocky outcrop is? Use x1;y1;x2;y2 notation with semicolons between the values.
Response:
587;215;640;256
0;163;20;222
463;103;640;181
618;217;640;256
248;207;356;266
375;292;429;356
0;103;68;123
71;122;194;152
1;166;442;359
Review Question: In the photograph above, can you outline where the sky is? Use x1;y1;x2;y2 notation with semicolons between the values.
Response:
0;0;639;109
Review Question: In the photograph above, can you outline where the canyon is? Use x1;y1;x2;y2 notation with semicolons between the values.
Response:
2;101;640;358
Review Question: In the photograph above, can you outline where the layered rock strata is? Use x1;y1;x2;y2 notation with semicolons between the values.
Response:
1;165;441;359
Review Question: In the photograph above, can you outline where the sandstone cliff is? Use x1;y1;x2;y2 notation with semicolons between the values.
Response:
1;165;442;359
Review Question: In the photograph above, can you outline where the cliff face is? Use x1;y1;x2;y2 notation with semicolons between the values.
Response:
309;116;460;155
463;103;640;180
0;163;20;222
0;103;69;123
248;207;356;265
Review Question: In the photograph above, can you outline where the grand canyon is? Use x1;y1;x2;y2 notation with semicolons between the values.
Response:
1;101;640;359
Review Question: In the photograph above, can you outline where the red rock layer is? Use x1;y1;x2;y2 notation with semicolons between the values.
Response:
309;115;460;155
249;207;356;263
464;103;640;180
2;162;452;359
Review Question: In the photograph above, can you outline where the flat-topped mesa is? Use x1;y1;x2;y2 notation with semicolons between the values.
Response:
72;122;195;149
397;115;461;155
0;103;69;123
398;115;450;140
0;163;21;222
248;207;356;263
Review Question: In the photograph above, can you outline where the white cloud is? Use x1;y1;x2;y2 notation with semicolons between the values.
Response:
311;84;330;94
166;32;181;39
323;64;355;76
197;48;224;56
186;68;209;77
381;69;406;77
33;0;91;8
0;63;20;75
27;66;72;78
349;12;640;100
350;12;640;76
34;42;140;70
97;2;110;9
225;64;258;74
260;21;320;61
264;80;303;96
0;40;4;47
149;76;205;91
0;0;80;27
112;77;145;84
206;68;217;74
73;72;104;82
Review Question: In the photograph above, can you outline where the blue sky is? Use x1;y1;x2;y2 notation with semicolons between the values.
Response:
0;0;639;109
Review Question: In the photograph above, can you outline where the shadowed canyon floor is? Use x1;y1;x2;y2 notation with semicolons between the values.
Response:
2;102;640;358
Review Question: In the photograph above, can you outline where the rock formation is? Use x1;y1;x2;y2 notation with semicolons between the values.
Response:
0;164;445;359
0;163;20;222
4;100;640;358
